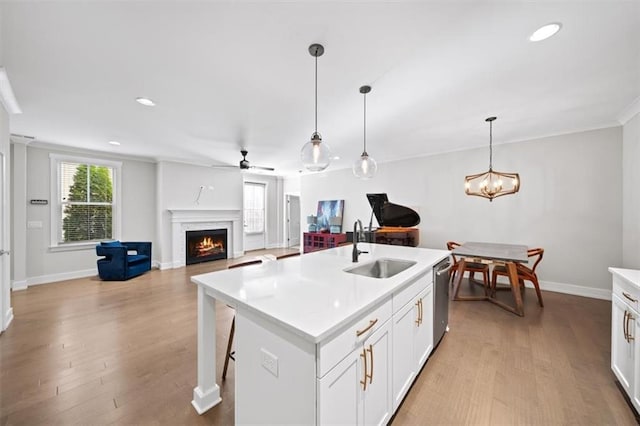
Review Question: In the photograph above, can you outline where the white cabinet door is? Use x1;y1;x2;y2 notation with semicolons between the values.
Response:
415;285;434;368
392;299;418;410
612;295;634;393
362;319;393;426
631;311;640;412
317;348;362;425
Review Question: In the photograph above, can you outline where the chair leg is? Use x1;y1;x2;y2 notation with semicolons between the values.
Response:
490;270;497;296
482;269;490;296
531;276;544;307
222;316;235;380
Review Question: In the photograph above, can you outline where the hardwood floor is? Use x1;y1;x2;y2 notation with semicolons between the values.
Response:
0;253;636;425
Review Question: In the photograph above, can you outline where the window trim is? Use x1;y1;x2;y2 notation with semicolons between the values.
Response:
49;153;122;251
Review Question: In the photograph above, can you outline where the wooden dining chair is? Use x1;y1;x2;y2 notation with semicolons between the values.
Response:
446;241;490;293
222;259;263;380
491;248;544;307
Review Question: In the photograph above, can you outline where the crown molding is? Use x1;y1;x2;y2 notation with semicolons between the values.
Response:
618;96;640;125
10;133;35;145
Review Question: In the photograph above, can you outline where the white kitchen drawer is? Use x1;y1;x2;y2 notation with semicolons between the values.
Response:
392;271;432;314
613;274;640;312
317;297;392;378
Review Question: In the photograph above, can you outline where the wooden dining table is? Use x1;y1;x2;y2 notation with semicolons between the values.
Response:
451;242;529;316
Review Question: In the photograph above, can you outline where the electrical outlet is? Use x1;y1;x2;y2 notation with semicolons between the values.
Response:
260;348;278;377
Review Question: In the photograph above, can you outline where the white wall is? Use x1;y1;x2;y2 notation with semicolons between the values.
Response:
302;126;622;297
623;113;640;269
14;145;156;285
155;160;243;267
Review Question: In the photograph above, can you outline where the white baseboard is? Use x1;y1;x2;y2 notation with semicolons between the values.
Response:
3;307;14;331
158;261;173;270
27;268;97;287
493;275;611;301
11;279;28;291
537;280;611;301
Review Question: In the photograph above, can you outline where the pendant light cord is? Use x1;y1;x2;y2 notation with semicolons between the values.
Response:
363;92;367;153
314;53;318;133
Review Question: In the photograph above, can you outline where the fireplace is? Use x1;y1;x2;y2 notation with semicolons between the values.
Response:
186;229;227;265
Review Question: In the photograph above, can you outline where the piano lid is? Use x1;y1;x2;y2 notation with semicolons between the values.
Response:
366;193;420;228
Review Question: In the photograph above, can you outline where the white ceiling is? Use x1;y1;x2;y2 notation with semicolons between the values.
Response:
2;1;639;176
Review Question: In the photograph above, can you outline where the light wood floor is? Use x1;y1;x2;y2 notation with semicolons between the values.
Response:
0;251;636;425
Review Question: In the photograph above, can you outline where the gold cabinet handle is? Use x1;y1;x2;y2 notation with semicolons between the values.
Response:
360;348;368;391
624;310;629;343
415;300;421;325
356;319;378;337
367;344;373;385
419;298;424;325
623;292;638;303
628;311;635;342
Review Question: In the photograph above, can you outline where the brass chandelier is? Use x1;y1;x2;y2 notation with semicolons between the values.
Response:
464;117;520;201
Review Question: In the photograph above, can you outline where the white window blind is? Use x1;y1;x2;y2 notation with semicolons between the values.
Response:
57;160;116;244
244;182;265;233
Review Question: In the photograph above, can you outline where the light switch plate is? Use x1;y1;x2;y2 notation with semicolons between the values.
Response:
260;348;278;377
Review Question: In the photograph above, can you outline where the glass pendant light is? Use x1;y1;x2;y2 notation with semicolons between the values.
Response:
464;117;520;201
301;44;332;172
353;85;377;179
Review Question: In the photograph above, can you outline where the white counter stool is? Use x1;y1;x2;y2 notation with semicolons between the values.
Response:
222;259;263;380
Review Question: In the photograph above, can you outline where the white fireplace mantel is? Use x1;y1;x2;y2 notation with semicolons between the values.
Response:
168;209;243;269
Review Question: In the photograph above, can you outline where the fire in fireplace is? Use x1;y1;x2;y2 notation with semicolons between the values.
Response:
186;229;227;265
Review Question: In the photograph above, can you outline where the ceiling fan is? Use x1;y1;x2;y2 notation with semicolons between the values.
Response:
212;150;275;172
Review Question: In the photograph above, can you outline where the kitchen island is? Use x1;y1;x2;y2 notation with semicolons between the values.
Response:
191;243;449;424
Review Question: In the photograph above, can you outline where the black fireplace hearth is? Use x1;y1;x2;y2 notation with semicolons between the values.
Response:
186;229;227;265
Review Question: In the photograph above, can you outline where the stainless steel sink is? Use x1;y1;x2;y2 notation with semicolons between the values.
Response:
344;258;417;279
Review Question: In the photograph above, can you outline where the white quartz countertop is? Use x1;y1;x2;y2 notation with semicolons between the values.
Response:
191;243;449;343
609;267;640;288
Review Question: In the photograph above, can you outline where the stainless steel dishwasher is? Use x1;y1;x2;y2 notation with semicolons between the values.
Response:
433;257;452;346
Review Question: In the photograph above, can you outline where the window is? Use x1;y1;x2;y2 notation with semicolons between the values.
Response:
50;154;121;248
243;182;265;233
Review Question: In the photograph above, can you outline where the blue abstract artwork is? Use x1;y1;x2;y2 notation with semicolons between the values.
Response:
316;200;344;231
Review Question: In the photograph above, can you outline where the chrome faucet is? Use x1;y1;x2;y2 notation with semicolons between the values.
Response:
352;219;369;262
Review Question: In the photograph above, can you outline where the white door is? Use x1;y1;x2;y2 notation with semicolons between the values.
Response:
362;320;393;426
415;285;434;368
612;295;634;393
391;301;417;410
0;152;11;332
287;195;300;248
317;347;361;425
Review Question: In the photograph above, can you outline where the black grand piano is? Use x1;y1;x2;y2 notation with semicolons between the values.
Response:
350;193;421;247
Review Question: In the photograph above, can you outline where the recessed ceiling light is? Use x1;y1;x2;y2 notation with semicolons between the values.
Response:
135;97;156;107
109;140;121;146
529;23;562;42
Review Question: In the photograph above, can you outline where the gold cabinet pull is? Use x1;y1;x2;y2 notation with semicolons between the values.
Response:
623;292;638;303
419;298;423;325
367;344;373;385
415;300;421;325
360;348;368;391
356;319;378;337
628;311;635;342
624;310;629;343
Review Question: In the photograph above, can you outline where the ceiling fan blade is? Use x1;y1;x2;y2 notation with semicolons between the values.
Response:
211;164;239;169
250;165;275;171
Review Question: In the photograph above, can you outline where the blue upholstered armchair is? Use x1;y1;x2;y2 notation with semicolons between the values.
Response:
96;241;152;281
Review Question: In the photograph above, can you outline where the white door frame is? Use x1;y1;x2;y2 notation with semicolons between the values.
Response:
1;150;13;332
286;194;301;248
